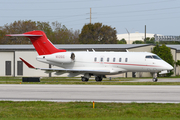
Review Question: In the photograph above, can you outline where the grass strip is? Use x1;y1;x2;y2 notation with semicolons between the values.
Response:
1;77;180;85
0;101;180;120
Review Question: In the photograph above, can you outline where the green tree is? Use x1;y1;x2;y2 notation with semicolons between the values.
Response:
145;37;155;44
159;41;180;44
0;20;80;44
0;29;6;43
133;37;155;44
1;20;38;44
36;21;53;36
50;21;80;44
152;44;174;76
132;40;144;44
176;60;180;76
79;23;118;44
118;38;127;44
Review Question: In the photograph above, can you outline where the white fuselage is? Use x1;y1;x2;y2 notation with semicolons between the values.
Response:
36;51;173;75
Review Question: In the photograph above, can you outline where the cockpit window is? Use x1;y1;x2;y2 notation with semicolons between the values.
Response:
145;56;152;59
152;55;161;60
145;55;161;60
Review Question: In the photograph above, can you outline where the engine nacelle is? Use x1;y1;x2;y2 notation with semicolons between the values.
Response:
44;52;75;63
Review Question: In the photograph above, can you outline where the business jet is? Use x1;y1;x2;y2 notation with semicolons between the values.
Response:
7;30;173;82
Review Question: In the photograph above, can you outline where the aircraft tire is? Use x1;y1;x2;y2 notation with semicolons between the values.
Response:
81;77;89;82
152;78;158;82
95;76;102;82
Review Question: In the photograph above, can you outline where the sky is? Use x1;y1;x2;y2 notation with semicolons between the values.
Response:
0;0;180;35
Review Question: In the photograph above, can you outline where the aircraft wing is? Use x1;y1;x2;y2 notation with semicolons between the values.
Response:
38;68;111;74
20;57;126;74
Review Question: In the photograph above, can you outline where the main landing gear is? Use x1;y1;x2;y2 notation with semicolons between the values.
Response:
81;77;89;82
81;76;103;82
152;73;158;82
81;73;90;82
81;74;104;82
95;76;102;82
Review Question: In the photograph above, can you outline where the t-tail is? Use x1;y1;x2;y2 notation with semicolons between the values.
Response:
6;30;66;55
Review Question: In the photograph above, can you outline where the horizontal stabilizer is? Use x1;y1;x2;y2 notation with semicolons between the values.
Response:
6;34;43;37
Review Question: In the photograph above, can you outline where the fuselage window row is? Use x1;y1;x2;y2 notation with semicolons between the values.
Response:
94;57;127;63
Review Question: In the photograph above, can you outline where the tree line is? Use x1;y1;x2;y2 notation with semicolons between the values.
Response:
0;20;121;44
0;20;80;44
1;20;179;45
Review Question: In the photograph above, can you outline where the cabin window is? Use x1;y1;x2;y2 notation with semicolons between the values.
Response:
107;58;109;62
101;57;103;62
94;57;97;62
119;58;121;62
113;58;116;62
125;58;128;62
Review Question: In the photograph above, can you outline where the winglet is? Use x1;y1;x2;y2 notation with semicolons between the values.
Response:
19;57;35;69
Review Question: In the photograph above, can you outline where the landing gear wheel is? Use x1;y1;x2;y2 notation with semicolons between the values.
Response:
152;78;158;82
81;77;89;82
95;76;102;82
152;73;158;82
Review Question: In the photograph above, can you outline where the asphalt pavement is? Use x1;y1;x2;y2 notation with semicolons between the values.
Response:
0;84;180;103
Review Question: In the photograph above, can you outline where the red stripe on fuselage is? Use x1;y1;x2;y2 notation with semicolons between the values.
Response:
95;62;160;67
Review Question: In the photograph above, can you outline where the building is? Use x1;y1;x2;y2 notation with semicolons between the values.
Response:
0;44;179;78
117;32;162;44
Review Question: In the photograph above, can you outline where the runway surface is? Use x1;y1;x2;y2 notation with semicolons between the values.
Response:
134;78;180;82
0;84;180;103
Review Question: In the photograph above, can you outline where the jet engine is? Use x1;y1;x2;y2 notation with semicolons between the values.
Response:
44;52;75;63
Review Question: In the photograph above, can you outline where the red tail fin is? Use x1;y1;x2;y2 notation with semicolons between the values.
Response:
6;30;66;55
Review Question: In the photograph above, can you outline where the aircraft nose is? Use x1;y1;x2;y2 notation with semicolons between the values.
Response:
166;64;173;70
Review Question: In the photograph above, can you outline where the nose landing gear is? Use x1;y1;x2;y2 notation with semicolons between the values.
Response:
152;73;158;82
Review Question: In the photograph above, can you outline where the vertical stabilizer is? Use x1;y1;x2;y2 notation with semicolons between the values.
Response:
6;30;66;55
